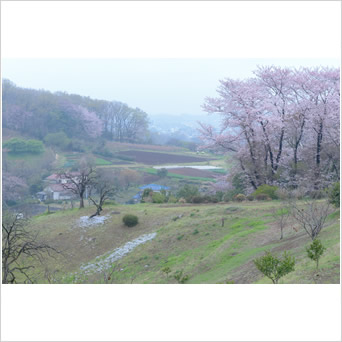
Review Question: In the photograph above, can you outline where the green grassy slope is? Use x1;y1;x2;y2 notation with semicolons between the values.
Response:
24;201;340;284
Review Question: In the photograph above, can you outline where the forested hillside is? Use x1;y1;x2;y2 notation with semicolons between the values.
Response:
2;79;150;143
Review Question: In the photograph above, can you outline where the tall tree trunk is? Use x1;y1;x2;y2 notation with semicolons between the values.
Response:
314;120;323;189
245;133;261;186
291;117;305;186
240;159;257;190
260;122;275;176
79;195;84;209
275;127;284;170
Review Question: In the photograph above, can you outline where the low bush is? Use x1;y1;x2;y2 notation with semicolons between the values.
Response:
234;194;246;202
252;184;279;200
122;214;139;227
178;198;186;204
246;195;254;201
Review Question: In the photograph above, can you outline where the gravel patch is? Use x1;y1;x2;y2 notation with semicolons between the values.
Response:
80;232;157;274
78;215;110;228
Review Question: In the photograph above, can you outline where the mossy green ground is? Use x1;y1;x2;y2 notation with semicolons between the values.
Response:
22;201;340;284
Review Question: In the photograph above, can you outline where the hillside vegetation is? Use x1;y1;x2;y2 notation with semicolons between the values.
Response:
22;201;340;284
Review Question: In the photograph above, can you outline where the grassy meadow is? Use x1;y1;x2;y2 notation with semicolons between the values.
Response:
21;200;340;284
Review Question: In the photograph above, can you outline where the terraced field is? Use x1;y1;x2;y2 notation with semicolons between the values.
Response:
116;150;213;165
166;167;218;178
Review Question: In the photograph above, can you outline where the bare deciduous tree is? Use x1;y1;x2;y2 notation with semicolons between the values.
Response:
272;205;290;240
289;199;331;240
2;212;58;284
60;157;96;209
89;169;119;218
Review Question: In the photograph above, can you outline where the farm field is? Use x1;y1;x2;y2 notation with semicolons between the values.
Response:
165;167;219;179
139;167;216;182
57;142;219;169
55;143;225;189
106;141;186;152
22;201;340;284
115;150;213;165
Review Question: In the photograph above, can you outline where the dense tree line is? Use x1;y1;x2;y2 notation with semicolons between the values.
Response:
2;79;150;144
99;101;150;142
200;66;340;190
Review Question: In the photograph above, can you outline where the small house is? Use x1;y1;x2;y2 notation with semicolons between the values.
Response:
37;172;81;201
43;184;75;201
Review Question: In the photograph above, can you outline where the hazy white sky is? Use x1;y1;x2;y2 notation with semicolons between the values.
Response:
2;58;340;116
1;1;340;115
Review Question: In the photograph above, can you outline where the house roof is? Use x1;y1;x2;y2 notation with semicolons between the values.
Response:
45;184;75;193
46;174;60;180
46;172;80;180
139;184;170;191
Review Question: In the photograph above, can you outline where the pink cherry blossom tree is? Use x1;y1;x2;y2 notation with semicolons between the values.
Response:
72;105;104;139
201;66;340;191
